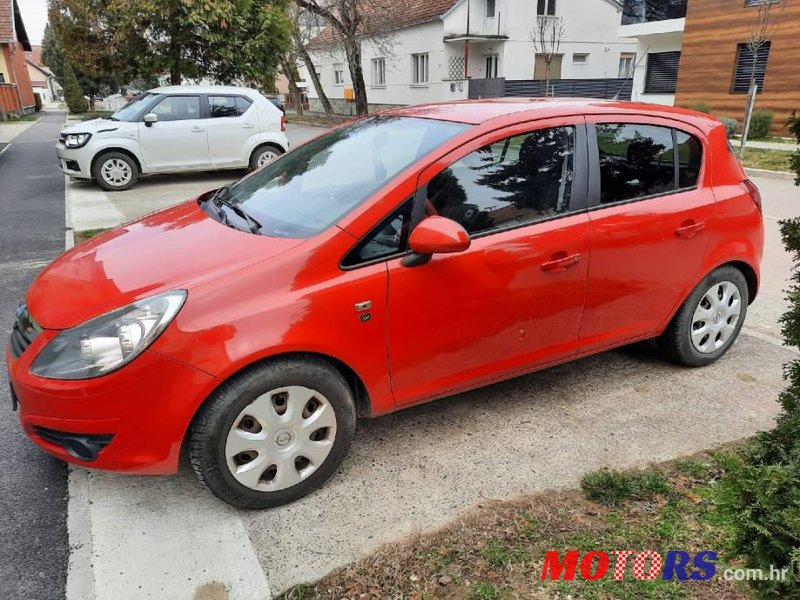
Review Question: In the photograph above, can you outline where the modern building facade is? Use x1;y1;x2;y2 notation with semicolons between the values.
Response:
300;0;639;113
674;0;800;135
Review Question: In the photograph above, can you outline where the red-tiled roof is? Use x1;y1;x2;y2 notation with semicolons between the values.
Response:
27;45;42;66
310;0;459;47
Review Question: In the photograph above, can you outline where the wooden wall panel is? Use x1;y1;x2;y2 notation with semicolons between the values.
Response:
674;0;800;135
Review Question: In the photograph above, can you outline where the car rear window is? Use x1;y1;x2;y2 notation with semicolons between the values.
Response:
595;124;703;205
228;116;468;238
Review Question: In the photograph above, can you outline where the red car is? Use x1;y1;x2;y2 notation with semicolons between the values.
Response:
7;100;763;509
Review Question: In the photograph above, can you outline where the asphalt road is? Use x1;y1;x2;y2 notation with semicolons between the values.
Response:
0;112;68;600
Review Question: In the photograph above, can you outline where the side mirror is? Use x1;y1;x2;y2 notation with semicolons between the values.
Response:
402;216;470;268
143;113;158;127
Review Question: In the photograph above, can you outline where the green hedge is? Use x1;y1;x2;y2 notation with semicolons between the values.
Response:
749;109;774;140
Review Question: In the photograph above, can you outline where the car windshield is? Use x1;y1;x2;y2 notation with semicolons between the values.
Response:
227;116;468;238
112;93;156;122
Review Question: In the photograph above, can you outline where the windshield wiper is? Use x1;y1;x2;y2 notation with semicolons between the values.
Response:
210;186;262;234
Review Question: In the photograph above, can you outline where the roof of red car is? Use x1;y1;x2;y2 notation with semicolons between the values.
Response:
385;98;720;132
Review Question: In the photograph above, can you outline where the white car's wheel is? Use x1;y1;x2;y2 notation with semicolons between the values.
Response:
249;144;284;170
93;152;138;191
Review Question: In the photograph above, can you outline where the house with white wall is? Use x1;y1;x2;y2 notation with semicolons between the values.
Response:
619;0;686;105
299;0;640;114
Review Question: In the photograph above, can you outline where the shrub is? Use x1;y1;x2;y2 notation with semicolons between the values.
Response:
63;62;88;114
748;109;774;140
717;217;800;598
34;93;42;112
690;103;712;114
719;116;739;137
789;112;800;187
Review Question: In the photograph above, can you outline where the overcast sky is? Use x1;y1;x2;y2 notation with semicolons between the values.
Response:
18;0;48;45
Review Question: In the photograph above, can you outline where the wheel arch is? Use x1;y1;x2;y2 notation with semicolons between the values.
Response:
91;147;143;176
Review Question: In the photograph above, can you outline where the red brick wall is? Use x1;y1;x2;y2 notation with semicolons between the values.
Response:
10;41;33;108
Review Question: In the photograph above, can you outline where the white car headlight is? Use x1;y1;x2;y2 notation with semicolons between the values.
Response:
64;133;92;148
30;291;186;380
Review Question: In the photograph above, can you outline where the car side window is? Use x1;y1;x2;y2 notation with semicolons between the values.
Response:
425;126;576;236
595;124;676;203
209;95;252;118
676;130;702;189
151;95;201;122
342;198;413;268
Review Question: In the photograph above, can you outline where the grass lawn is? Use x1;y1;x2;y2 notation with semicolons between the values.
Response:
6;114;40;122
739;148;794;173
279;449;759;600
73;228;109;244
286;112;352;127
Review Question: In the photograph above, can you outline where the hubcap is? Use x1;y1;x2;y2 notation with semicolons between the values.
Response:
225;386;337;492
100;158;132;187
257;150;278;168
690;281;742;354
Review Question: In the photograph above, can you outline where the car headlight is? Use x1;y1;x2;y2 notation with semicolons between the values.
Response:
64;133;92;148
30;291;186;380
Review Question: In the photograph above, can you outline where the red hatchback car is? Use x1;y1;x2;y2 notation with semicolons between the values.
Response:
8;100;763;508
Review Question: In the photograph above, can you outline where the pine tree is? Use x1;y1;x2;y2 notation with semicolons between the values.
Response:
63;62;88;114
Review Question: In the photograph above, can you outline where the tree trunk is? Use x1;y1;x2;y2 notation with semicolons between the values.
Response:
545;62;551;97
343;35;368;116
281;59;304;116
170;67;181;86
297;42;333;115
739;54;760;159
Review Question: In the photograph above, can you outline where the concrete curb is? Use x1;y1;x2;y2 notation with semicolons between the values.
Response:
746;168;796;181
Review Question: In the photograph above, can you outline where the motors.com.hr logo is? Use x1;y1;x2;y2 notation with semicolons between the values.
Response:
540;550;792;582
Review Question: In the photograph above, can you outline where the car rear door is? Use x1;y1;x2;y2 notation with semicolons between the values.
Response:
205;95;258;167
137;94;209;171
579;116;714;352
384;118;591;407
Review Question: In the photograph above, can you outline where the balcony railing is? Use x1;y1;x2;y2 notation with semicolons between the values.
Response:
622;0;687;25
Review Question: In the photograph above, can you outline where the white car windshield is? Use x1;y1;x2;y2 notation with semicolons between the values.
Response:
227;116;468;238
112;93;157;122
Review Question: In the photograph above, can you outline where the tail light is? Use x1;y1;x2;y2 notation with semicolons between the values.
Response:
741;179;762;214
280;115;286;132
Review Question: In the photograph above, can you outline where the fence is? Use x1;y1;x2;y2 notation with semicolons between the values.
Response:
0;83;21;117
504;78;633;101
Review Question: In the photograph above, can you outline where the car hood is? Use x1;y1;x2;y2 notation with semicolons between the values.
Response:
26;201;305;330
61;118;123;135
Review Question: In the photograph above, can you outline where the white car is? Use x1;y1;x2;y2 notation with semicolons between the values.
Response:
56;85;290;191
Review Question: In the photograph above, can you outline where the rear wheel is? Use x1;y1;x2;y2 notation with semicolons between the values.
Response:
660;266;748;367
249;144;284;170
189;357;356;509
92;151;138;191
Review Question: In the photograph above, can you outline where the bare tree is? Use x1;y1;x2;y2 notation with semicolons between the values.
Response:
294;0;399;116
530;15;566;97
291;5;334;115
740;0;785;157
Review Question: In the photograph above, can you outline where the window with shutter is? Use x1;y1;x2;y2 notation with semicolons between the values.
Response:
732;42;771;94
644;51;681;94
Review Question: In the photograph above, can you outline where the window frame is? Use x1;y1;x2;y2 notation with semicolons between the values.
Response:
644;51;681;94
411;53;430;85
585;117;706;211
148;94;204;122
485;54;499;78
206;94;252;119
573;53;590;65
537;0;557;16
486;0;496;17
619;52;635;78
333;63;345;86
731;41;771;94
371;57;386;88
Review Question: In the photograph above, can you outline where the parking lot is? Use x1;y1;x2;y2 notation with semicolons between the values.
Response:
58;126;798;598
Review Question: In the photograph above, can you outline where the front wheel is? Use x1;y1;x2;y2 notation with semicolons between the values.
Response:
92;151;138;191
249;144;284;171
189;358;356;509
659;266;749;367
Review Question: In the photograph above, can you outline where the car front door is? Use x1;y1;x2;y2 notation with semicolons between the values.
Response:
205;95;257;168
384;119;591;407
579;117;714;352
137;94;209;172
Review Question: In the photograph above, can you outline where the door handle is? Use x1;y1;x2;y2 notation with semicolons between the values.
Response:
675;220;705;239
541;252;581;273
191;127;205;133
242;123;256;129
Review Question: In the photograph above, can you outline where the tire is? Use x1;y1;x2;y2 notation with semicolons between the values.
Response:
659;265;749;367
189;357;356;510
92;151;138;191
249;144;284;171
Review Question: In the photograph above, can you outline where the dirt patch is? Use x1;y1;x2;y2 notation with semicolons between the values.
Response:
193;581;229;600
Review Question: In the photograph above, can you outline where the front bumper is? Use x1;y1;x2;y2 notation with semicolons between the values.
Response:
6;330;220;474
55;143;92;179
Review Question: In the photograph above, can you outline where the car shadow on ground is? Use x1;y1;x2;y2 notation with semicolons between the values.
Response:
67;169;247;191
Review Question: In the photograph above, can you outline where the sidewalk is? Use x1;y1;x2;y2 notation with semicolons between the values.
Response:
0;117;38;145
735;138;798;152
